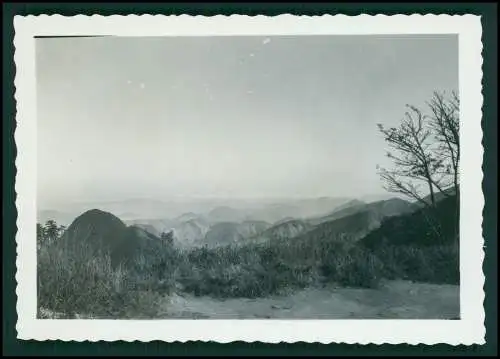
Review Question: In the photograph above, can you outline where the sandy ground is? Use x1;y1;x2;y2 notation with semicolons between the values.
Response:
38;280;460;319
156;280;460;319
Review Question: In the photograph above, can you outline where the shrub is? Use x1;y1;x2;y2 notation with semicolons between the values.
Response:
374;243;459;285
37;239;164;318
176;235;385;299
38;204;461;314
319;242;383;288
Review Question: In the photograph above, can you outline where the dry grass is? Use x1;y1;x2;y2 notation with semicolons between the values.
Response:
37;240;163;318
37;197;460;317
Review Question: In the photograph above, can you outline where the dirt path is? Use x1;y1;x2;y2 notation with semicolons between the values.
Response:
157;280;460;319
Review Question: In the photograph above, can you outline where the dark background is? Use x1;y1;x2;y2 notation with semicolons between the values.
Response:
3;2;497;356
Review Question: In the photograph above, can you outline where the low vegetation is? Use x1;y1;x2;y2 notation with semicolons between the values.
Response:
37;194;459;318
37;238;167;318
36;92;460;318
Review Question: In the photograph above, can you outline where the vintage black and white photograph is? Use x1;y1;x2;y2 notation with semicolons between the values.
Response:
14;15;484;344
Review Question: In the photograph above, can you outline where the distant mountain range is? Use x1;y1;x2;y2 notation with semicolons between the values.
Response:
37;196;352;227
41;196;420;250
245;198;416;246
45;190;457;273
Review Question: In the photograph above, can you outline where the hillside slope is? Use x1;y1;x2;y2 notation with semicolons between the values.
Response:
60;209;164;266
257;219;313;242
199;220;271;248
172;219;210;247
361;194;459;249
308;198;415;226
291;210;382;246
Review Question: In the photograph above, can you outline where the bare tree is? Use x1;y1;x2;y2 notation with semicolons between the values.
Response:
427;91;460;196
377;91;460;242
377;91;460;209
427;91;460;242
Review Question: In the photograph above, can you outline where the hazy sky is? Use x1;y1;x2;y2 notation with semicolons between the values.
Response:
36;35;458;206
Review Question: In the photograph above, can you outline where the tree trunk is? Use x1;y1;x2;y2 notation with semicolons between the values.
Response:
427;178;436;207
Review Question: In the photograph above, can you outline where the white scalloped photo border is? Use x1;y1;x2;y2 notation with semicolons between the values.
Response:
13;14;485;344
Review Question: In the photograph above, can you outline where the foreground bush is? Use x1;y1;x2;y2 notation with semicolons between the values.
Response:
38;224;460;317
174;233;459;299
175;238;385;298
37;240;165;318
375;243;459;285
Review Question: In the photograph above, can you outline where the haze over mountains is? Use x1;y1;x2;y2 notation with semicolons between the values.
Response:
40;195;418;250
38;196;352;226
35;35;461;320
